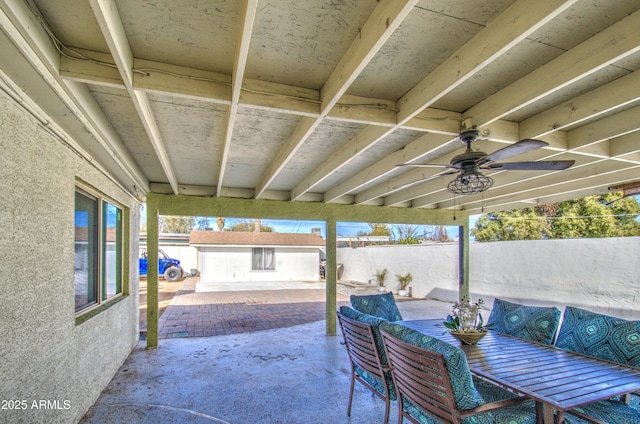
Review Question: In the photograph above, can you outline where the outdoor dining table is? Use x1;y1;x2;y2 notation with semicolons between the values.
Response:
397;319;640;424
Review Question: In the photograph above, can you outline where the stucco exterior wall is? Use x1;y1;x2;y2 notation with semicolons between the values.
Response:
338;237;640;319
338;243;460;298
199;246;321;282
469;238;640;320
0;94;140;422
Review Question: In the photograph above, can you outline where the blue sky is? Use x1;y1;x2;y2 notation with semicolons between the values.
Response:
219;218;370;237
219;217;462;238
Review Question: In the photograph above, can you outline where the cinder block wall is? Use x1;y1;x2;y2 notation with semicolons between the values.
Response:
0;94;140;422
338;237;640;319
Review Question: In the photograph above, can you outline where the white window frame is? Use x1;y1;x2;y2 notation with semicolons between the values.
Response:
252;247;275;271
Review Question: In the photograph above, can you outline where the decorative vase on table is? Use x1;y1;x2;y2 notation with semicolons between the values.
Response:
443;296;492;345
450;330;487;345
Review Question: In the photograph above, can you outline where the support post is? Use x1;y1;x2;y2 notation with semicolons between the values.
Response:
146;201;159;349
326;218;337;335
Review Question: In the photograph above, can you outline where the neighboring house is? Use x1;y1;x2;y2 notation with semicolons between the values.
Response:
190;231;325;283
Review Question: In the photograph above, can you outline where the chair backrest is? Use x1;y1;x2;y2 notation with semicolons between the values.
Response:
487;298;561;345
380;323;484;411
350;292;403;321
556;306;640;367
381;328;460;424
337;311;387;382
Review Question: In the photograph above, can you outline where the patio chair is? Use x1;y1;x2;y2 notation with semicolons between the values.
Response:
350;292;403;321
337;310;395;424
486;298;561;345
380;323;537;424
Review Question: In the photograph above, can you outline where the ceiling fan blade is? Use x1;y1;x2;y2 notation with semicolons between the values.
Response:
480;139;548;164
484;160;575;171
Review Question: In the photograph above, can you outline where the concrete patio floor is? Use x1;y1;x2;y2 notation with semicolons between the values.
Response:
81;293;454;423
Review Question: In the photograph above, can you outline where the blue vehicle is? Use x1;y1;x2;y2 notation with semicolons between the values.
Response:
139;249;184;282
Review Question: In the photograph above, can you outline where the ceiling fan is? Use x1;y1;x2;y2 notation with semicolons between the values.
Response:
399;129;575;195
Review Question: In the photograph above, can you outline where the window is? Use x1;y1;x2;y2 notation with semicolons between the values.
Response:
252;248;275;270
74;186;123;313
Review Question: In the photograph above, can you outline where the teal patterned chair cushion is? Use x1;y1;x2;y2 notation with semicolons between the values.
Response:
555;306;640;367
339;306;390;364
381;323;537;423
350;292;403;322
338;306;397;400
487;298;561;345
565;394;640;424
380;322;484;410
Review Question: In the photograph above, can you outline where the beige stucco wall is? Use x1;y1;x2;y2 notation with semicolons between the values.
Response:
0;93;140;422
338;237;640;319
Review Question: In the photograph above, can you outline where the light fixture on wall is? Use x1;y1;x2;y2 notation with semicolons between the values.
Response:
603;181;640;206
447;171;494;195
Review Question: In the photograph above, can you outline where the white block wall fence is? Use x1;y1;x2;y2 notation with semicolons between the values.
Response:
337;237;640;320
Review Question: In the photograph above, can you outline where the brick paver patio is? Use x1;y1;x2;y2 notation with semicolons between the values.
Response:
158;278;351;338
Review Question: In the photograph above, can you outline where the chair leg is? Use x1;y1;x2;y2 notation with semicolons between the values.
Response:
347;374;355;416
383;397;390;424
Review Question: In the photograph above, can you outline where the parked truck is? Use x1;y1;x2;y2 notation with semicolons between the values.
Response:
139;249;184;282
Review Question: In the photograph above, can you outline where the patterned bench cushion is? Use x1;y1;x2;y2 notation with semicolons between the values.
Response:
338;306;396;400
555;306;640;367
350;292;403;322
487;298;561;345
565;394;640;424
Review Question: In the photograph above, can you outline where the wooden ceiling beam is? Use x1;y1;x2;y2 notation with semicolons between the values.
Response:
464;8;640;127
568;105;640;150
89;0;179;194
462;165;640;213
0;0;149;193
253;0;418;199
216;0;258;197
397;0;578;124
325;0;578;203
348;133;458;204
519;70;640;139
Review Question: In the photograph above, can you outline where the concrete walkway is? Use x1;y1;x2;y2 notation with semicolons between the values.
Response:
82;282;455;423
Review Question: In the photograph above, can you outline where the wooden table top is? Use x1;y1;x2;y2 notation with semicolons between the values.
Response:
397;319;640;422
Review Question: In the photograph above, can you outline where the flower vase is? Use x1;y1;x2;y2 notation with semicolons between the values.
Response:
450;330;487;345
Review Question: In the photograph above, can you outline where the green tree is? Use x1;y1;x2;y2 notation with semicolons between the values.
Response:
229;220;273;232
160;216;195;233
390;224;422;244
358;223;391;236
472;193;640;241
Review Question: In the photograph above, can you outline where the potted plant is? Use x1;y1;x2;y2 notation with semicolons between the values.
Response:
374;268;388;292
396;272;413;296
443;296;493;345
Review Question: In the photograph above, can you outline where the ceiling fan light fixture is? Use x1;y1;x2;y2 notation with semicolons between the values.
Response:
447;172;493;195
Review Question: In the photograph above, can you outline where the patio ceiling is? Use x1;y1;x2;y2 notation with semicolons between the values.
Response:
1;0;639;213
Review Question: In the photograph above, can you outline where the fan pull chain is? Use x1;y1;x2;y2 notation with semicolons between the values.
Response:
481;191;484;213
453;192;456;221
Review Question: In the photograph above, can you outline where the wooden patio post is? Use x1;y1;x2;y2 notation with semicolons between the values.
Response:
326;217;337;335
146;200;159;349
